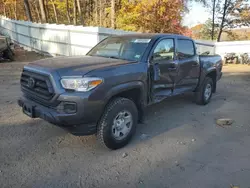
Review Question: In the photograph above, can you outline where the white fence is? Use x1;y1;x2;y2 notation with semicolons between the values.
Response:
216;41;250;57
1;16;250;58
0;16;134;56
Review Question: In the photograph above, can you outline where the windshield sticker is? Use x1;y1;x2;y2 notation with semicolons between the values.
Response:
132;39;151;43
135;54;141;59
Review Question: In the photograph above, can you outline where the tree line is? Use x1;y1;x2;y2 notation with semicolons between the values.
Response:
0;0;209;35
0;0;249;41
0;0;117;27
195;0;250;41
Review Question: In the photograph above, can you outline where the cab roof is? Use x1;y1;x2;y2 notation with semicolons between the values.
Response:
111;33;192;40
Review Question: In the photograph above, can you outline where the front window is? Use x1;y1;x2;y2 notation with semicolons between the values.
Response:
152;39;174;61
87;37;151;61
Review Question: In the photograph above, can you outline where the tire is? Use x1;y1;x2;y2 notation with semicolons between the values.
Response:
97;97;138;150
3;48;14;61
233;57;237;64
195;77;213;105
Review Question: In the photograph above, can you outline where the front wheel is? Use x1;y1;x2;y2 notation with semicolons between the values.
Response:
195;77;213;105
97;97;138;150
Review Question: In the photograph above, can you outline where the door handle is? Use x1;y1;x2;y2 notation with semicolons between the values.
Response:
168;63;178;71
168;67;177;71
192;62;199;67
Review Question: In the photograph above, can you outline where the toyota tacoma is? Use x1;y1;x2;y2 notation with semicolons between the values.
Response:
18;34;222;149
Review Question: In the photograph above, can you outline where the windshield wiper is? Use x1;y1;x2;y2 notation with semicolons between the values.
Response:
107;56;120;59
91;55;135;61
103;56;127;60
91;55;119;59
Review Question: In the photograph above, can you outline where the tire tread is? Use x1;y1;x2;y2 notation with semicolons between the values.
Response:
97;97;137;149
195;77;213;105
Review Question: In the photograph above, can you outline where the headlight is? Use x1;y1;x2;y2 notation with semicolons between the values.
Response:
61;77;103;91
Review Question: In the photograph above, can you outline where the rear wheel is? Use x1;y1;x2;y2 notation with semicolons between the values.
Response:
233;57;237;64
97;97;138;150
195;77;213;105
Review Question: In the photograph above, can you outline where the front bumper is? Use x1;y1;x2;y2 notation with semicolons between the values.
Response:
18;95;101;136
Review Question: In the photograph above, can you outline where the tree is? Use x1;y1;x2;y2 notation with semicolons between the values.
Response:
76;0;84;25
116;0;186;34
197;0;221;40
24;0;33;21
240;6;250;23
50;0;58;23
38;0;47;23
33;0;41;22
99;0;102;26
2;0;230;36
201;19;219;40
2;1;6;16
111;0;115;28
14;0;17;19
73;0;77;25
182;26;193;37
198;0;250;41
191;24;203;39
95;0;98;25
212;0;216;40
65;0;71;24
217;0;250;41
217;0;228;41
44;0;49;21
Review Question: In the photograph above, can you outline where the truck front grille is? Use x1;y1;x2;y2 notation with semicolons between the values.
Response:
20;70;54;101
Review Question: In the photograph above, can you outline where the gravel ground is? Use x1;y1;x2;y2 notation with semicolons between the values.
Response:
0;62;250;188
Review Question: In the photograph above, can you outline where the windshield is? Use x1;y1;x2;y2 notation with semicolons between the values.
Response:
87;37;152;61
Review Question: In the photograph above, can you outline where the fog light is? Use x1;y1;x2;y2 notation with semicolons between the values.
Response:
56;102;77;114
63;102;77;114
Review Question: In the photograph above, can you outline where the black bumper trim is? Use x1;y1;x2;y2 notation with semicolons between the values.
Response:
18;98;97;136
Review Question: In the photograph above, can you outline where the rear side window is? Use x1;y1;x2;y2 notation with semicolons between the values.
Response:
177;39;195;59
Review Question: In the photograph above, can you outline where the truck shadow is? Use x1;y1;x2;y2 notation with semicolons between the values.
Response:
131;71;250;146
132;93;217;145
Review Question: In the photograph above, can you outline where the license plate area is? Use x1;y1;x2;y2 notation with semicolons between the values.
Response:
23;103;34;118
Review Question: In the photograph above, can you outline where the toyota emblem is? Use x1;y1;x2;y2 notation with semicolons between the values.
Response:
28;77;35;88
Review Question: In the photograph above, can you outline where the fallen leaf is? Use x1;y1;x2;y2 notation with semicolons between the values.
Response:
216;118;234;127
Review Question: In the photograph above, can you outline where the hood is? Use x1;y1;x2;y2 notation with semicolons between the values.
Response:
27;56;134;77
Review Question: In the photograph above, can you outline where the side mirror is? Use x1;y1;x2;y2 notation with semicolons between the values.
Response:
150;54;161;62
201;51;210;55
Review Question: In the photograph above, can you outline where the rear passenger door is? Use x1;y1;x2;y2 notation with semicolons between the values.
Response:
174;39;200;94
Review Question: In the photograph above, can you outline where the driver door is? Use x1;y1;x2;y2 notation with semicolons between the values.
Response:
150;38;178;102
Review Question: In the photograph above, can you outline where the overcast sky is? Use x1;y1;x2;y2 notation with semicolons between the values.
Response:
183;2;210;27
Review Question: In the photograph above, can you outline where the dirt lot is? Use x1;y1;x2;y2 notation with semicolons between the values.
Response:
0;61;250;188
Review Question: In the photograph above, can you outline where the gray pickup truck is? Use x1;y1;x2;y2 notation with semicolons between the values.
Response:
18;34;222;149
